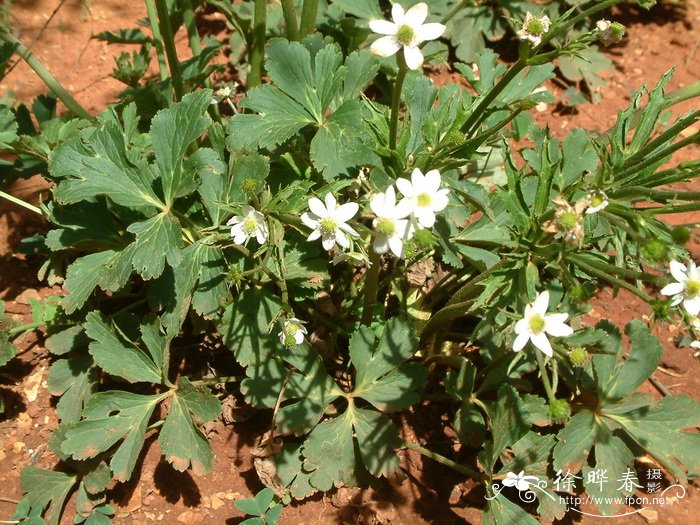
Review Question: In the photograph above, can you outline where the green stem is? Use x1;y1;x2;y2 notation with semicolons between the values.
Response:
537;0;624;49
7;321;44;338
154;0;183;101
611;187;700;202
280;0;300;41
249;0;267;88
145;0;169;80
191;376;242;386
298;0;319;38
181;0;203;56
616;133;699;182
571;256;654;302
535;349;555;403
389;54;409;151
404;441;484;481
0;190;42;215
361;251;382;326
440;0;471;24
0;29;91;119
641;202;700;215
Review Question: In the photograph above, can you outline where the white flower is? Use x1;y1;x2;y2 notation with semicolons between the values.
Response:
211;83;238;104
369;2;446;70
513;291;573;357
596;19;625;46
227;205;268;246
279;317;307;347
584;190;609;214
370;185;414;258
531;86;549;113
660;260;700;315
395;168;449;228
517;12;551;47
301;193;360;251
502;471;540;492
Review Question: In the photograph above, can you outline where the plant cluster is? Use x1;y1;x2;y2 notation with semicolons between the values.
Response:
1;0;699;524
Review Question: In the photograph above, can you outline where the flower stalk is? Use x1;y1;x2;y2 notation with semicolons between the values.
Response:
361;251;382;326
145;0;169;80
0;190;42;215
389;54;408;150
299;0;319;38
280;0;300;41
249;0;267;88
154;0;184;100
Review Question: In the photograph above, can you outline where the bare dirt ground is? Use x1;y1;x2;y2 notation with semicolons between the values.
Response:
1;1;699;524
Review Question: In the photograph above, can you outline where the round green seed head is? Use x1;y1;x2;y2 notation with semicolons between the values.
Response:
528;314;545;334
671;226;691;245
548;399;571;424
241;178;258;193
559;211;579;230
569;346;588;367
413;228;436;250
376;218;396;236
610;22;625;40
641;238;669;264
526;18;545;36
396;24;415;45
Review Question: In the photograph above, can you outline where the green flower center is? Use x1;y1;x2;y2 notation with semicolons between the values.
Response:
610;22;625;39
319;218;338;236
242;217;258;235
284;334;297;347
526;18;545;36
286;323;299;336
241;178;258;193
528;314;545;334
396;24;415;46
685;280;700;298
559;212;578;230
376;218;396;236
417;193;432;207
590;194;604;207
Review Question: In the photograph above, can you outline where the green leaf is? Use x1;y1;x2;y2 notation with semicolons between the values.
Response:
19;467;77;525
559;129;597;190
62;391;164;481
62;251;117;314
84;311;162;383
488;385;531;464
150;90;213;205
0;331;15;367
218;288;283;367
0;105;18;149
45;325;90;356
276;442;316;500
582;430;634;516
552;411;598;474
126;212;183;280
160;378;220;475
47;355;98;424
483;493;539;525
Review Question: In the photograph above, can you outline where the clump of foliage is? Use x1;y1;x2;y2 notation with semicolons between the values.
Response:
1;0;699;523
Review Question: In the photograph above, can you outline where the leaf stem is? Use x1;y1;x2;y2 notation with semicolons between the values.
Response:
280;0;300;40
535;350;555;403
361;251;382;326
570;256;654;302
249;0;267;88
145;0;169;80
440;0;470;24
0;28;91;119
181;0;203;57
404;441;484;481
299;0;319;38
191;375;242;386
154;0;184;101
0;190;42;215
389;54;408;151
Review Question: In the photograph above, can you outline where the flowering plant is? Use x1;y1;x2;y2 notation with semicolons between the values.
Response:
1;0;699;523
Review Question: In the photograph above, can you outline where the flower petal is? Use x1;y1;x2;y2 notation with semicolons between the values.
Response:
396;177;414;197
403;2;428;27
415;22;445;42
389;235;405;258
334;202;359;223
424;169;442;192
513;332;530;352
391;2;405;24
369;19;397;35
411;168;425;187
415;209;436;228
308;197;328;218
370;192;386;216
301;212;319;229
533;291;550;315
373;235;389;254
403;45;424;70
660;282;684;296
226;216;242;226
431;190;449;212
394;197;415;219
324;192;337;212
545;314;573;337
321;235;336;251
233;230;248;246
684;296;700;316
335;230;350;249
531;332;553;357
338;222;359;238
371;35;401;57
670;260;688;282
307;229;321;242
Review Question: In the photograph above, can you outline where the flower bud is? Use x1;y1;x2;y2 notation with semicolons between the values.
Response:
671;226;691;245
548;399;571;424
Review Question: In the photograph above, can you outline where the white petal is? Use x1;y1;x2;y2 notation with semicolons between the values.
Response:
513;332;530;352
255;226;267;245
415;22;446;42
370;192;385;216
307;229;321;242
531;332;553;357
533;291;550;315
233;230;248;245
324;192;337;212
431;190;449;212
416;209;436;228
424;169;442;192
301;212;319;229
334;202;359;223
389;235;405;258
371;36;401;58
514;318;529;335
391;2;405;24
241;204;254;216
545;314;573;337
369;19;397;35
660;282;684;296
226;216;242;226
308;197;328;218
335;230;350;249
294;331;305;345
671;295;684;306
395;177;414;197
411;168;425;186
684;296;700;316
338;222;359;238
394;197;415;219
321;235;336;251
669;260;688;283
403;2;428;27
384;185;397;208
403;45;424;70
373;235;389;254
